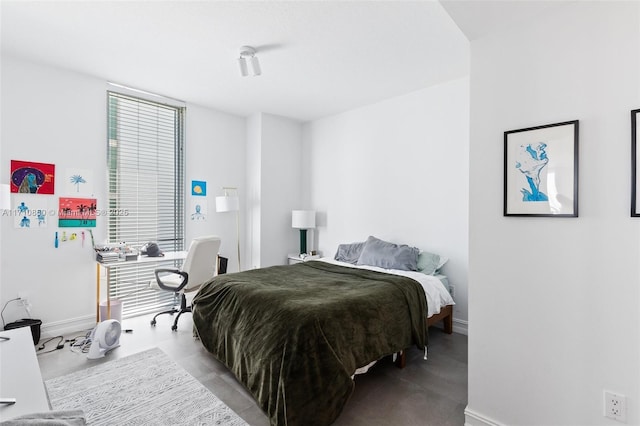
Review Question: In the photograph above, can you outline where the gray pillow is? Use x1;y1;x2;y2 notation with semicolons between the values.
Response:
334;241;365;264
417;251;441;275
356;236;419;271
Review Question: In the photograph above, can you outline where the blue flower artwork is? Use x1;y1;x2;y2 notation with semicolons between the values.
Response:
504;120;578;217
515;142;549;202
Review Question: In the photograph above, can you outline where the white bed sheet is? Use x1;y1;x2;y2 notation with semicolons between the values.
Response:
316;257;454;318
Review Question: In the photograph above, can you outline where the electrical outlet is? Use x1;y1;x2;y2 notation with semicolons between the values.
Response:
604;391;626;422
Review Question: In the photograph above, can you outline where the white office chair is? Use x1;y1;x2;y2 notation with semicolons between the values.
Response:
149;235;221;331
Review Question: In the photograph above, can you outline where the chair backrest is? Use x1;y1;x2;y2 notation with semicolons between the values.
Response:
180;235;221;292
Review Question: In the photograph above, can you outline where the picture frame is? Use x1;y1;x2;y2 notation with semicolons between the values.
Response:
632;109;640;216
10;160;55;194
504;120;579;217
58;197;97;227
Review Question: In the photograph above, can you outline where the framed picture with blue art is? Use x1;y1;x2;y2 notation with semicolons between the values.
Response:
631;109;640;216
191;180;206;196
504;120;579;217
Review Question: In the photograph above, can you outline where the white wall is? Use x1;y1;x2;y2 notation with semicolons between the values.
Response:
246;113;304;268
467;2;640;425
259;113;303;266
1;56;106;336
303;77;470;330
185;104;246;272
246;113;262;270
0;55;247;335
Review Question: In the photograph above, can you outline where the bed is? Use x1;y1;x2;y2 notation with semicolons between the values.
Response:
192;239;454;426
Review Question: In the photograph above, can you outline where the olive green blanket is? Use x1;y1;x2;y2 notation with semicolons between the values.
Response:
192;261;427;426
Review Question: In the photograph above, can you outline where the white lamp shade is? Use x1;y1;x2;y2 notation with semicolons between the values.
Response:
216;195;239;212
292;210;316;229
0;184;10;209
238;57;248;77
251;56;262;76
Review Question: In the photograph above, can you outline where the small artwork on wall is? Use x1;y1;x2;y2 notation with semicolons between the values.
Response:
191;180;207;196
504;120;579;217
58;197;97;227
10;160;55;194
66;168;94;196
632;109;640;217
190;198;207;221
12;194;48;229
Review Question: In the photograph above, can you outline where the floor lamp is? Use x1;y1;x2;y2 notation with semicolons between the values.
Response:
216;187;241;272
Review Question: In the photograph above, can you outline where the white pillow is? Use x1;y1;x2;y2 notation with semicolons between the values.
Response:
436;256;448;271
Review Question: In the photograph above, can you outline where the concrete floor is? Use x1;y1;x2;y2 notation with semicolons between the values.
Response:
37;313;468;426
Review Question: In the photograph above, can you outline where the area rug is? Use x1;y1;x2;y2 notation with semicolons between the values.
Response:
45;347;248;426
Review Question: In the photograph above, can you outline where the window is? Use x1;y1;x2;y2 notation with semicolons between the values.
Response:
107;90;185;317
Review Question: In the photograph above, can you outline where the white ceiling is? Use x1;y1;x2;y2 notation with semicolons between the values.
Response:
440;0;568;41
0;1;566;122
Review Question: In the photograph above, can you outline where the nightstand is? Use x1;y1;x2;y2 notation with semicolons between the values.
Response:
288;254;320;265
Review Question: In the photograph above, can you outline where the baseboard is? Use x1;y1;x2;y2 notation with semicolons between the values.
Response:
464;407;503;426
40;314;96;339
431;316;468;335
42;314;469;338
452;317;468;335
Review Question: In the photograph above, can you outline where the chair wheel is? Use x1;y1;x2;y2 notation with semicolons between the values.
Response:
150;320;156;326
171;325;177;331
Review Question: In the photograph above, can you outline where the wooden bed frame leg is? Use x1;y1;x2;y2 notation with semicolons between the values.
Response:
427;304;454;334
392;306;453;370
394;350;406;369
444;312;453;334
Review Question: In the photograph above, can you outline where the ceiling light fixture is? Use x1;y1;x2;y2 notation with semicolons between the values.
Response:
238;46;261;77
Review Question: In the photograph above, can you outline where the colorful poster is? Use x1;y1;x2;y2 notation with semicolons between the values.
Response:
10;160;55;194
58;197;97;227
191;180;206;196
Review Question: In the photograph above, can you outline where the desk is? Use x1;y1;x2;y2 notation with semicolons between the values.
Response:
0;327;49;421
96;251;188;322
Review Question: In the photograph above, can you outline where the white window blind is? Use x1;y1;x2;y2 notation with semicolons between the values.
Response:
107;91;185;318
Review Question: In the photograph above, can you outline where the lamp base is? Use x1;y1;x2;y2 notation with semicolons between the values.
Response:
299;229;307;256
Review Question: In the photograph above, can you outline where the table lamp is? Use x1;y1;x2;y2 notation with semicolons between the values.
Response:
292;210;315;256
